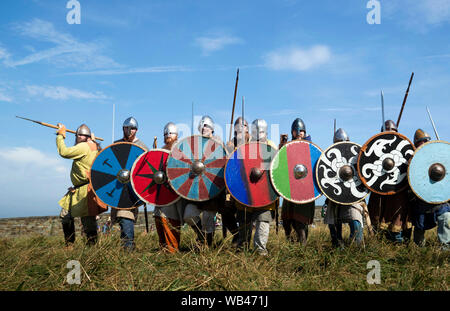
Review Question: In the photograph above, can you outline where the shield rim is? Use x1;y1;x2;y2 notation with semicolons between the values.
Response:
89;142;146;210
130;148;181;207
225;141;279;208
357;132;415;196
316;141;369;205
407;140;450;204
269;139;323;204
166;134;227;202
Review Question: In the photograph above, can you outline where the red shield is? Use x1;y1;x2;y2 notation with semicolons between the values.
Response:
131;149;179;206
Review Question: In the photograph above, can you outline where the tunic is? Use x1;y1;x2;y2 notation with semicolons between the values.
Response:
323;199;365;227
57;135;98;217
368;190;412;232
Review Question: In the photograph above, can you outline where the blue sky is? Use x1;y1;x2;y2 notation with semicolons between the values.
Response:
0;0;449;217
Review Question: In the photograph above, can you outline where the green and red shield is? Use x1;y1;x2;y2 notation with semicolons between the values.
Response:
131;149;180;206
270;140;322;204
225;142;278;208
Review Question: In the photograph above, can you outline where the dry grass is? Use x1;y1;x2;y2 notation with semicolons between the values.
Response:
0;224;448;291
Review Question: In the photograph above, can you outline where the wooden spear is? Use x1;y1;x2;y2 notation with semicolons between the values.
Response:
396;72;414;128
16;116;104;141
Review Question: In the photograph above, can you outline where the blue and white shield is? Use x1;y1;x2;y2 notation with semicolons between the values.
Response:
408;141;450;204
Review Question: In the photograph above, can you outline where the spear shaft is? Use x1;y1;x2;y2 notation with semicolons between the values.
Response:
426;106;440;140
228;68;240;142
396;72;414;128
16;116;104;141
381;90;385;131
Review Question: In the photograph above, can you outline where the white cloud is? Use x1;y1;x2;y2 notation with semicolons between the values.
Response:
0;91;12;102
416;0;450;25
385;0;450;30
4;19;119;70
0;46;10;61
0;146;71;217
0;147;67;174
319;106;380;112
364;86;406;97
195;35;244;55
264;45;332;71
270;109;299;116
422;53;450;59
25;85;108;100
64;65;193;76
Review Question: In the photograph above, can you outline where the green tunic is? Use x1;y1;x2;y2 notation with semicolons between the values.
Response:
57;135;98;217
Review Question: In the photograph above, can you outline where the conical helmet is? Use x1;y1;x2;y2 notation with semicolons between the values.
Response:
413;128;431;147
251;119;268;141
291;118;306;135
164;122;178;136
381;120;397;132
76;124;91;137
198;115;214;133
123;117;138;129
333;128;350;143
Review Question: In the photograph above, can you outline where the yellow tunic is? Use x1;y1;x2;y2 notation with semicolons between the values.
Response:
56;135;98;217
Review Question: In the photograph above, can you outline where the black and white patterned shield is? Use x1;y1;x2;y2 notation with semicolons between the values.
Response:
316;141;369;205
357;132;415;195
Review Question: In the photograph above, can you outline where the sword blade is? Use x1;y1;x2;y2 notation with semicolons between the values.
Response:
426;106;440;140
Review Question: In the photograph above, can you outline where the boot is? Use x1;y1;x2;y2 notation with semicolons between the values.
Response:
206;232;214;247
191;219;205;244
62;221;75;246
85;231;98;246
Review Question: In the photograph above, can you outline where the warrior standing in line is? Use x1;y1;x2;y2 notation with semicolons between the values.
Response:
153;122;186;253
222;117;249;245
409;129;450;249
183;115;224;247
56;123;101;248
367;120;412;243
280;118;315;245
111;117;149;250
235;119;278;256
322;128;366;247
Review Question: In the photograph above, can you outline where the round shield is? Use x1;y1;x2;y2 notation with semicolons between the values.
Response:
316;141;369;205
357;132;415;195
130;149;180;206
270;140;322;204
408;141;450;204
226;142;278;208
166;135;227;201
90;142;146;209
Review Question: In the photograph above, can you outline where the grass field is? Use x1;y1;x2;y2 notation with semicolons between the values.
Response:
0;224;448;291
